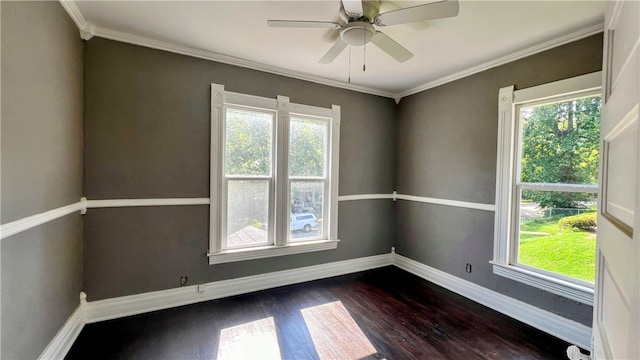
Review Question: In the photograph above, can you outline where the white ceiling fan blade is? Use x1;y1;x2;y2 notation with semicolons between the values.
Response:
319;39;348;64
380;1;430;31
322;15;346;43
375;0;459;26
321;28;341;43
267;20;341;29
371;31;413;62
342;0;364;17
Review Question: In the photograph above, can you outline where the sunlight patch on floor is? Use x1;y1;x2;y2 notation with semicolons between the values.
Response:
217;317;281;360
301;301;378;360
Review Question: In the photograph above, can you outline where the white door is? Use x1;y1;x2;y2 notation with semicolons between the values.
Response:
592;1;640;359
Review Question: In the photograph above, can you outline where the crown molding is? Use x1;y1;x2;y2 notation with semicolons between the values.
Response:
396;23;604;99
57;0;396;101
91;24;395;99
58;1;93;40
57;2;393;98
59;0;603;101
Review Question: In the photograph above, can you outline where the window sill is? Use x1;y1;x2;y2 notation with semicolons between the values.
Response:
208;239;339;265
490;262;594;305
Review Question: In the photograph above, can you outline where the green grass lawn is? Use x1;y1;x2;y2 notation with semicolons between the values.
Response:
519;216;596;283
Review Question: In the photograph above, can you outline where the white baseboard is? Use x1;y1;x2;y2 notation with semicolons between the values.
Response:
40;251;593;359
392;252;592;350
84;253;392;323
38;306;85;360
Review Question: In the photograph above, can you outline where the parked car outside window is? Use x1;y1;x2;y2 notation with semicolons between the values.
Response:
290;213;318;233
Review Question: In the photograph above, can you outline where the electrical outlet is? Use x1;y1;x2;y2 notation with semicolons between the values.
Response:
197;284;206;293
466;263;472;273
180;276;188;286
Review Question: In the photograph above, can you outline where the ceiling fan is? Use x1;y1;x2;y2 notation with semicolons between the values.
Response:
267;0;459;64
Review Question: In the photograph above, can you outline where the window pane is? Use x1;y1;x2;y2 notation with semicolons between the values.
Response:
226;108;273;176
518;190;597;283
289;117;327;177
520;96;600;185
290;181;323;241
227;180;269;248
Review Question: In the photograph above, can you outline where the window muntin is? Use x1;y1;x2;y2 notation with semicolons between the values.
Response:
512;94;600;285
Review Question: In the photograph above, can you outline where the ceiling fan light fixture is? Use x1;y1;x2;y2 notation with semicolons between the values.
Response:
340;21;375;46
267;0;459;64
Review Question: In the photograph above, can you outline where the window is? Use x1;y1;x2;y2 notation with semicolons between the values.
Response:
493;72;601;305
208;84;340;264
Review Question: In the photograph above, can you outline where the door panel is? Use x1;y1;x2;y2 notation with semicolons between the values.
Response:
610;1;639;91
602;106;637;231
598;257;631;358
592;1;640;359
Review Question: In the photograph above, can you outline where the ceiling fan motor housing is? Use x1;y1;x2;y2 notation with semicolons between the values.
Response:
340;21;375;46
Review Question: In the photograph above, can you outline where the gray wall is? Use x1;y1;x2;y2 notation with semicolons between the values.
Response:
83;33;602;326
395;34;603;326
83;38;397;300
0;2;604;354
1;1;84;359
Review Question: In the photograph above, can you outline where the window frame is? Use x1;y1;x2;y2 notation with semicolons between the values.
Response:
492;72;602;305
208;84;340;265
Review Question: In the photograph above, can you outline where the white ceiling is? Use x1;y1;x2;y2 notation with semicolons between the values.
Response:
71;1;605;97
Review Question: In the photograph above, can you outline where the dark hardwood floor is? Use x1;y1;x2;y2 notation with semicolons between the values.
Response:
66;266;573;359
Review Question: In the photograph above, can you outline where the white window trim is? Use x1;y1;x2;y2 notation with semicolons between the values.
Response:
493;72;601;305
208;84;340;265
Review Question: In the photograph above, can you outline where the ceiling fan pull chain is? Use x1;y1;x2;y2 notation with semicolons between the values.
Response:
348;45;352;83
363;29;367;72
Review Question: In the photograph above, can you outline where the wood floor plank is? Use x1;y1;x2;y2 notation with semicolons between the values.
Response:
66;267;573;359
